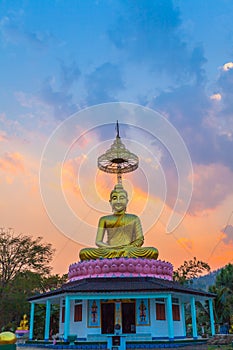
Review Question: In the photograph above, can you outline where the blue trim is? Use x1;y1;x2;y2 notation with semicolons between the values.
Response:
44;300;51;341
29;302;35;340
181;302;186;337
18;340;208;349
174;336;186;339
190;296;197;339
166;294;174;340
209;298;215;336
152;336;187;340
152;337;169;340
64;296;70;342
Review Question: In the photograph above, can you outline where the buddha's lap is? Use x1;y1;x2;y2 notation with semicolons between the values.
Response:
79;246;158;260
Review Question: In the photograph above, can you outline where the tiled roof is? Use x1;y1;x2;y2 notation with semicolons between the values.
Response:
28;277;215;301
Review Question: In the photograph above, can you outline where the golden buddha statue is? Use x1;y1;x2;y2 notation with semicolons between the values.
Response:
17;314;29;330
79;184;158;261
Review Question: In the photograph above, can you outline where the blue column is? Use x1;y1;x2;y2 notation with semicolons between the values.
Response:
166;294;174;340
181;303;186;337
64;296;70;341
190;297;197;339
29;302;35;340
208;299;215;336
115;302;121;333
44;300;51;340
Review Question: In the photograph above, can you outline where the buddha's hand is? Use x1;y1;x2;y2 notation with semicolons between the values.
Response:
129;238;144;247
97;242;127;249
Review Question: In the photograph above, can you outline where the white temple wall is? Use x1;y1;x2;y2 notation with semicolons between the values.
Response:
58;298;88;338
69;300;88;338
173;320;184;337
149;298;184;338
149;298;168;338
171;301;184;338
153;320;169;337
135;325;151;334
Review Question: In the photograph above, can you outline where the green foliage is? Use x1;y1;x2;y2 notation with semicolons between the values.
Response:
178;262;233;331
40;274;68;293
173;257;211;284
0;271;41;330
209;263;233;325
215;263;233;290
0;228;67;331
33;303;60;340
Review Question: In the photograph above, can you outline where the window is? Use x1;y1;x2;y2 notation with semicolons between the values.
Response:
74;304;82;322
75;299;82;303
172;304;180;321
172;297;179;304
156;298;165;302
61;306;65;323
156;303;166;320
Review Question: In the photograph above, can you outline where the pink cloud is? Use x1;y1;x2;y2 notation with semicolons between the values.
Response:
189;163;233;214
61;156;86;193
0;152;25;174
222;224;233;244
0;130;8;142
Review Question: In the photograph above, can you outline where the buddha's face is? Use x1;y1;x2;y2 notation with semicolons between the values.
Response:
110;190;128;213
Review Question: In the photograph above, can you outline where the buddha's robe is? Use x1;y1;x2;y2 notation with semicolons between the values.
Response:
79;213;158;261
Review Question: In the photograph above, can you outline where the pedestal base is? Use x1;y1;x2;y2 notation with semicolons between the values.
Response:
68;258;173;281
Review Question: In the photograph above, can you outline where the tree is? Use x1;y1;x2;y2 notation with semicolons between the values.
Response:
0;228;55;330
209;263;233;326
1;271;68;334
1;271;42;330
173;257;210;284
41;274;68;293
215;263;233;291
0;228;54;290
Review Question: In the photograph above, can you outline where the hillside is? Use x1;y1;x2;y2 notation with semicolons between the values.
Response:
191;269;221;291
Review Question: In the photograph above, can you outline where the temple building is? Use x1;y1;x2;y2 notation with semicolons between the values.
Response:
28;123;215;349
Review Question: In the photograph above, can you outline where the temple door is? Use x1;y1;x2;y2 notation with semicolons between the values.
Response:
121;302;136;334
101;302;115;334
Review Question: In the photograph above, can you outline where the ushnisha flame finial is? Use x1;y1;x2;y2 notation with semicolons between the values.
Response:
97;122;139;184
116;120;120;138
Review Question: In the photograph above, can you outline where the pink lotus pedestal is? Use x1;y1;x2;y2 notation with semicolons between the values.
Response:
68;258;173;281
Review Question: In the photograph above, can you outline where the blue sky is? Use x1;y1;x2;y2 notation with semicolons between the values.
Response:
0;0;233;273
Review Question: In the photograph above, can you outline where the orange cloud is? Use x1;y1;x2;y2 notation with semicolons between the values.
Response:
0;152;25;174
176;237;193;250
210;93;221;101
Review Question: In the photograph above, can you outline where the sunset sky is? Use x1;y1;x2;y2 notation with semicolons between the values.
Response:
0;0;233;275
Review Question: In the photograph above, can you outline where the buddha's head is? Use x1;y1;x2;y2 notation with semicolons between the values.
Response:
109;183;128;213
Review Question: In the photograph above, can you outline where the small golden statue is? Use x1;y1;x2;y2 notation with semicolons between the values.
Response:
17;314;29;330
79;122;159;261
